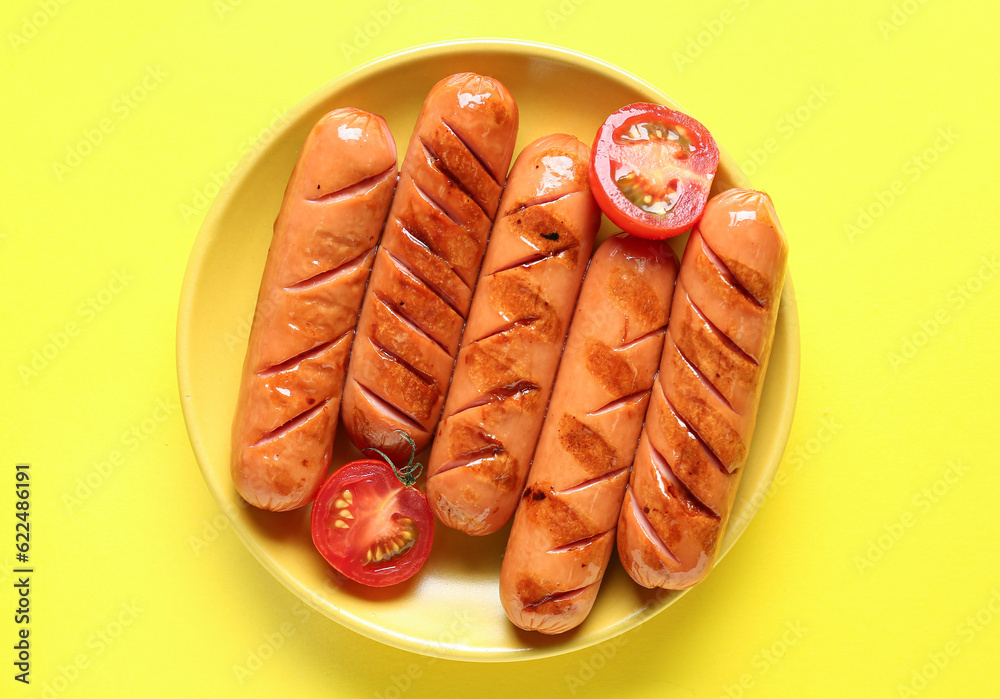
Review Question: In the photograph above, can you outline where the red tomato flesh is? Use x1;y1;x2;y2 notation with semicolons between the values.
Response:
590;103;719;239
311;459;433;587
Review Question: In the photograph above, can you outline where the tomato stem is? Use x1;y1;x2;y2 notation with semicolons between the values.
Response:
362;431;423;488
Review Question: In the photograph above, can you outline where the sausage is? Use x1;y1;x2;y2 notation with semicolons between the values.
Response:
425;134;601;535
230;108;398;511
617;188;788;589
499;233;678;633
341;72;519;465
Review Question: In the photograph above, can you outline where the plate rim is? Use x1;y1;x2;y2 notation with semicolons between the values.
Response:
176;37;800;662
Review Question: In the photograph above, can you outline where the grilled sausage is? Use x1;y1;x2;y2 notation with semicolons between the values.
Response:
618;188;788;589
426;134;601;535
341;72;519;464
499;233;678;632
231;108;398;511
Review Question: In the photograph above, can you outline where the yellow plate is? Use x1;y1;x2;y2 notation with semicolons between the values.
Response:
177;39;799;661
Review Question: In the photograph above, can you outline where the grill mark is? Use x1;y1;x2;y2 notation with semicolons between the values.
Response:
587;389;650;417
699;235;766;308
370;338;435;386
559;414;621;483
626;490;680;565
555;466;630;495
353;380;425;432
471;316;540;345
373;292;449;356
686;294;759;367
419;137;490;221
487;246;577;277
306;164;396;203
400;226;471;292
410;174;462;227
284;247;372;291
251;398;330;448
661;390;730;475
670;337;735;413
257;331;349;378
548;528;614;554
617;324;668;351
522;583;594;609
383;248;465;320
647;438;720;518
440;117;502;187
450;379;540;417
503;191;576;218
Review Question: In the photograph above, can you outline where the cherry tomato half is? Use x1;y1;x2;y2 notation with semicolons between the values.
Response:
590;103;719;239
310;438;433;587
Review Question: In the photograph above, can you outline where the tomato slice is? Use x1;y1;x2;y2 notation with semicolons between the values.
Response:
310;449;433;587
590;103;719;239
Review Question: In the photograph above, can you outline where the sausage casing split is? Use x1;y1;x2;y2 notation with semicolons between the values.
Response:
231;108;398;511
341;72;519;464
426;134;601;535
499;234;678;633
618;188;788;589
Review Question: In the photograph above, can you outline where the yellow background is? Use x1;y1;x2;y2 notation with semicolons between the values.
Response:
3;0;998;697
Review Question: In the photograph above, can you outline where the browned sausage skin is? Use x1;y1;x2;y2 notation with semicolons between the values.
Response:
499;234;678;633
341;73;519;464
231;108;398;511
426;134;601;535
618;188;788;589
